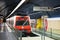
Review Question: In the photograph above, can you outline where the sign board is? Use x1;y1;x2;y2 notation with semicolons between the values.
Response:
33;6;54;11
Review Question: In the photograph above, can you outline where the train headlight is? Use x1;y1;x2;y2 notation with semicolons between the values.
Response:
22;26;24;29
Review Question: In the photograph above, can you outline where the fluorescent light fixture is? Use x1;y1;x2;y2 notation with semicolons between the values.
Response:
6;0;26;18
53;7;60;9
47;17;60;20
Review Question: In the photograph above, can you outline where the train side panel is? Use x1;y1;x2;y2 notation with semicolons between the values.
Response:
6;16;15;28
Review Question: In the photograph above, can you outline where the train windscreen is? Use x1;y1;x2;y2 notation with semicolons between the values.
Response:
16;20;29;26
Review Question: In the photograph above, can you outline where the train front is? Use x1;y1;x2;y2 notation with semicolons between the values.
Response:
15;16;31;34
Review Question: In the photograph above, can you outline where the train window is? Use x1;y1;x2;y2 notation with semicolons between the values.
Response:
16;20;29;26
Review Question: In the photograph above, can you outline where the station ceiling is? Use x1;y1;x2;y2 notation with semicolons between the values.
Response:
0;0;60;19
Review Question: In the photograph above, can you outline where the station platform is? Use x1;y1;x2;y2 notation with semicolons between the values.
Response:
0;23;17;40
0;23;54;40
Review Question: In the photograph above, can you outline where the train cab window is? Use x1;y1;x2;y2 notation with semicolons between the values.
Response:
16;20;29;26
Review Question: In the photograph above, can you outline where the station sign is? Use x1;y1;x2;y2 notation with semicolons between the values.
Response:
33;6;54;11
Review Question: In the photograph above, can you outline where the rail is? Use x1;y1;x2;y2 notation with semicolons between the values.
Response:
32;28;60;40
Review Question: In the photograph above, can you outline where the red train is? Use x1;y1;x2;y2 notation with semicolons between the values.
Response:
6;15;31;33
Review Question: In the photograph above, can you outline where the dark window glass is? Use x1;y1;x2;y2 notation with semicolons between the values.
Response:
16;20;29;26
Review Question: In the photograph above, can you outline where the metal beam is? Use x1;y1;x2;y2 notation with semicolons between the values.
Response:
6;0;26;18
